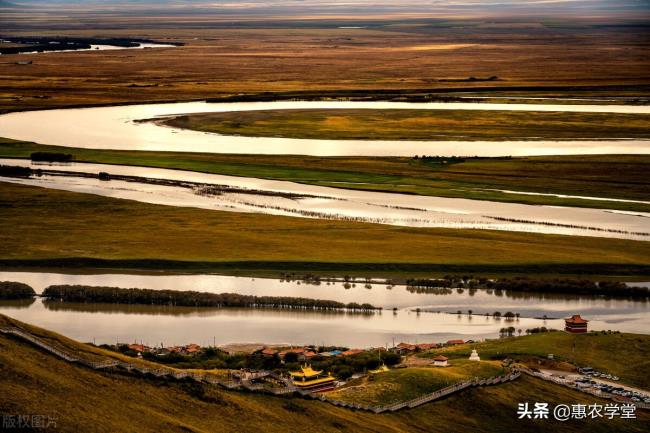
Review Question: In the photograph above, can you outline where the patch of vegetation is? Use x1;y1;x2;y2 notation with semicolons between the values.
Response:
0;281;35;300
162;108;650;141
406;276;650;298
41;285;380;311
30;151;73;162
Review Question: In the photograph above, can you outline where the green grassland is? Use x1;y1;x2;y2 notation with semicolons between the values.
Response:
1;138;649;213
326;360;504;406
1;314;648;433
163;109;650;141
1;182;650;277
423;332;650;389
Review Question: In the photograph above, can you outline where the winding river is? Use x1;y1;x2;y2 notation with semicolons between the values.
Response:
1;100;649;156
0;271;648;347
2;158;649;239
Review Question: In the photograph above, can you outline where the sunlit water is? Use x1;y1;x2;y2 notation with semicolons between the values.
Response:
2;159;648;240
1;100;649;156
0;271;647;348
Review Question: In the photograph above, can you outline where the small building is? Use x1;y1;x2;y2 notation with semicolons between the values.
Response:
416;343;437;351
469;349;480;362
565;315;589;333
395;342;417;354
289;364;336;392
183;343;201;355
432;355;449;367
446;339;465;346
341;349;364;357
261;348;279;357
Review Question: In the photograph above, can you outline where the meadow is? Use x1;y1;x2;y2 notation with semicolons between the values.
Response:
164;109;650;141
1;181;649;278
1;18;649;113
326;360;505;405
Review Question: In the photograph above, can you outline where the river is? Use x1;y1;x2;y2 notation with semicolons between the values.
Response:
0;271;647;348
0;100;648;156
2;158;649;239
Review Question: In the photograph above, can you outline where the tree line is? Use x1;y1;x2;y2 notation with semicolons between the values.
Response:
0;282;36;300
406;276;649;299
41;285;380;311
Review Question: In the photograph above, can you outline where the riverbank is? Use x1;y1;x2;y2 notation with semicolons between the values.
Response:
1;139;648;213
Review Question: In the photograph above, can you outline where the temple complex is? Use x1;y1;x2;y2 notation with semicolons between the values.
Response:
289;364;336;392
565;315;589;333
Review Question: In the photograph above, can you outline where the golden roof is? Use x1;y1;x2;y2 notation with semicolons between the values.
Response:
289;364;323;378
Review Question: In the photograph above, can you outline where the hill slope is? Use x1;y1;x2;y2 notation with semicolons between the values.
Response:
0;314;648;432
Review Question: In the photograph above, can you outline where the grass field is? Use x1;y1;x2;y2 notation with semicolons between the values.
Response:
1;19;649;112
423;332;650;389
326;360;504;405
1;314;648;433
1;181;649;277
163;109;650;141
1;138;649;213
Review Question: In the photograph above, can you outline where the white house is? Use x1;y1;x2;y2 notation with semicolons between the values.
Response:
433;355;449;367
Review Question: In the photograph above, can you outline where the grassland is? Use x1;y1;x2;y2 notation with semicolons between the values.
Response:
1;19;649;112
1;181;650;277
326;360;504;405
1;314;648;432
422;332;650;389
1;138;649;213
163;109;650;141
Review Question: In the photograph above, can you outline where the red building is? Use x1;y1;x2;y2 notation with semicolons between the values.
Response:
565;315;589;333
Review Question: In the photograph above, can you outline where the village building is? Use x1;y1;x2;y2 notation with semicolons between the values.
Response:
289;364;336;392
261;348;279;357
394;342;417;355
415;343;438;351
433;355;449;367
446;339;465;346
341;349;364;357
183;343;201;355
469;349;481;361
565;314;589;333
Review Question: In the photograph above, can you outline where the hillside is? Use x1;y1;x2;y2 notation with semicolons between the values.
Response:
0;314;648;432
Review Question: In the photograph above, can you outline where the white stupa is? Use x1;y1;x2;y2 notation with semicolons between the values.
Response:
469;349;481;361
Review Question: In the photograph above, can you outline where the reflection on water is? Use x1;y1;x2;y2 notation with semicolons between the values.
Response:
0;271;648;347
0;298;35;309
2;158;648;240
0;100;649;157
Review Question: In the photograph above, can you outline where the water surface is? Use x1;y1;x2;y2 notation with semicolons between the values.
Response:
1;100;648;156
2;159;648;239
0;271;647;348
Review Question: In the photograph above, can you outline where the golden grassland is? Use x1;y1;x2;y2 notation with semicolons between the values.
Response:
424;332;650;389
1;314;648;433
164;109;650;141
1;182;650;277
1;22;649;112
326;360;505;406
1;138;649;212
